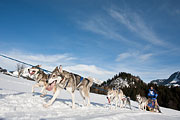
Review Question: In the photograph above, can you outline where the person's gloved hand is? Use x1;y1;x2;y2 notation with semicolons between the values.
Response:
155;94;158;98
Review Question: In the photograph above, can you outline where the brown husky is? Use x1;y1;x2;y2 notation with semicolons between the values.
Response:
28;65;56;97
44;65;93;108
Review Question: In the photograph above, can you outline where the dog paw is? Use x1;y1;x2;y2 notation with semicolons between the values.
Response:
43;104;50;108
87;104;91;107
72;106;76;109
40;94;45;97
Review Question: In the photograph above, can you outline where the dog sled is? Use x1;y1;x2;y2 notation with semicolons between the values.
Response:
147;99;161;113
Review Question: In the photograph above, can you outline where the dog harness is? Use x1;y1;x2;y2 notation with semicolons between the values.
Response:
80;77;83;82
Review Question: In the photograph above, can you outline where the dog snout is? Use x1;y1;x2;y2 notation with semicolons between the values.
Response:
46;80;48;83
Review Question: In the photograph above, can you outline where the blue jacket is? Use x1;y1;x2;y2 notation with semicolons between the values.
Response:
148;89;158;100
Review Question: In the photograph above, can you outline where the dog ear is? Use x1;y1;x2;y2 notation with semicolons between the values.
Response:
37;65;42;68
59;65;63;73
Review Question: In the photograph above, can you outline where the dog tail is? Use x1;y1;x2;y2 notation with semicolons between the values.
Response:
127;97;132;109
87;76;94;88
127;97;131;103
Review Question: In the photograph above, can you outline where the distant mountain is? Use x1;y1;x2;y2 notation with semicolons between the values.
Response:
150;71;180;87
101;72;143;89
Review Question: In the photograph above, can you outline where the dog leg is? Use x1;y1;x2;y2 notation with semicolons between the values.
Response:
124;100;126;108
40;86;47;97
53;86;57;94
115;98;118;109
71;92;75;109
110;102;113;110
138;104;141;110
79;90;86;106
120;100;123;108
87;95;90;107
43;88;60;108
84;88;91;107
129;102;132;110
32;83;40;93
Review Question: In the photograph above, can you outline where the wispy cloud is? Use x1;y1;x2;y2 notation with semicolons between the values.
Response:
108;9;168;47
79;15;141;47
116;51;153;62
174;9;180;15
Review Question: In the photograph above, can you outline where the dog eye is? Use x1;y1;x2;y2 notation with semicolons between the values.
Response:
53;75;55;77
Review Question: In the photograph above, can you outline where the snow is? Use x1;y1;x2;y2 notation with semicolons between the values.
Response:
0;73;180;120
173;84;180;87
111;78;129;88
92;78;103;85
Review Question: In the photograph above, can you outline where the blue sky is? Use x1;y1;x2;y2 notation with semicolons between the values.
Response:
0;0;180;82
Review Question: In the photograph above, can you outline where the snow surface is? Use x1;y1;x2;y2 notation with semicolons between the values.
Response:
0;73;180;120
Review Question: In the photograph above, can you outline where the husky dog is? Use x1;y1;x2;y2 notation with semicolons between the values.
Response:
106;88;124;108
28;65;56;97
122;95;131;109
44;65;93;108
136;94;148;111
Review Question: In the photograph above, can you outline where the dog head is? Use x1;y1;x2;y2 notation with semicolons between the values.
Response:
106;88;116;104
48;66;63;85
136;94;141;102
28;65;41;77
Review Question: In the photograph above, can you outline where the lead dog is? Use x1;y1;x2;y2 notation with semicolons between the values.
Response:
106;88;124;109
136;94;148;111
28;65;56;97
44;65;93;108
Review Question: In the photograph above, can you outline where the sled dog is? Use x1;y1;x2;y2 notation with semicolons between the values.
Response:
106;88;124;108
44;65;93;108
28;65;56;97
122;96;131;109
136;94;148;111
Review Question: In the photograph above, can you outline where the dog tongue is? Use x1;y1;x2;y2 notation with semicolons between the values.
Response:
108;98;111;104
46;82;55;91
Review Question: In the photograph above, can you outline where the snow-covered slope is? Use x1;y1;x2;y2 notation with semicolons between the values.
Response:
92;78;103;85
0;73;180;120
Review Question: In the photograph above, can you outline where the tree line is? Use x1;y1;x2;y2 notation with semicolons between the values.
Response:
90;72;180;111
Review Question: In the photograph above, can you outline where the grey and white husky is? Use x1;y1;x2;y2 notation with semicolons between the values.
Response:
28;65;56;97
122;95;131;109
106;88;124;108
44;65;93;108
136;94;148;111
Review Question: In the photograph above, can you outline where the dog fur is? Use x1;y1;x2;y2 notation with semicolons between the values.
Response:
136;94;148;111
44;65;93;108
28;65;56;97
122;96;131;109
106;88;124;109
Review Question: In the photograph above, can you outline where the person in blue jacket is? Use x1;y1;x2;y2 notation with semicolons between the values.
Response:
148;87;158;108
148;86;162;113
148;86;158;100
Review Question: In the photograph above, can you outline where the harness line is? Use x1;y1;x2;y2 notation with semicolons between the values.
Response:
0;54;107;93
0;54;51;73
